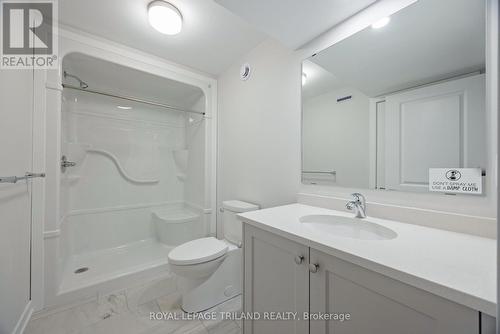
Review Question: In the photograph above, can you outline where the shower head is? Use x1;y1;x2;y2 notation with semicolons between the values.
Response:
63;71;89;89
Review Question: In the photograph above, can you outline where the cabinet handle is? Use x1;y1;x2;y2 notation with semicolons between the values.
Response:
294;255;304;265
309;263;319;273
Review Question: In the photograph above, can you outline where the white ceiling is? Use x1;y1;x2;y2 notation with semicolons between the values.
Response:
59;0;266;76
310;0;486;97
302;61;342;99
214;0;378;50
63;53;204;109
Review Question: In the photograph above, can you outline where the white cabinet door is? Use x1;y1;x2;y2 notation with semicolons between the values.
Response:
309;249;479;334
0;70;34;332
243;224;309;334
384;74;485;192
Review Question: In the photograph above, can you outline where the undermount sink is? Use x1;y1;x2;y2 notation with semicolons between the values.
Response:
299;215;397;240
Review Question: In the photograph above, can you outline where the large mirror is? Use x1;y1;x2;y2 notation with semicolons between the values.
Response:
301;0;486;194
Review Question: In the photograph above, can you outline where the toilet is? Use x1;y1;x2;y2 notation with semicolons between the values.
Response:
168;200;259;313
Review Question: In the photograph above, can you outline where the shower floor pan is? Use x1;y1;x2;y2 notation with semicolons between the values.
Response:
59;239;173;295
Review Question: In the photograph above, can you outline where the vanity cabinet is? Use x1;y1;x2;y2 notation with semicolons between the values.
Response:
309;249;478;334
243;224;486;334
243;224;309;334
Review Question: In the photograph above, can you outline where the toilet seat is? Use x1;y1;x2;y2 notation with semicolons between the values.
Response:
168;237;228;265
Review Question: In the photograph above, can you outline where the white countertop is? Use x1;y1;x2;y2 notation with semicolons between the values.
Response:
238;203;496;316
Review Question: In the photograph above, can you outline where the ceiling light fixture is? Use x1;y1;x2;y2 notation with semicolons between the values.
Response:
148;1;183;35
117;106;132;110
371;16;390;29
302;73;308;85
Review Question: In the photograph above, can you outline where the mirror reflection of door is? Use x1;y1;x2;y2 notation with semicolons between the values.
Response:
301;0;487;194
381;74;485;192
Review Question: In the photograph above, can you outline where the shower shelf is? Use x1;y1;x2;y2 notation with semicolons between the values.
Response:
87;148;160;184
152;208;200;224
153;207;202;246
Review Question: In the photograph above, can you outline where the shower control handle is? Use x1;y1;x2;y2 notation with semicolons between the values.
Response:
61;155;76;173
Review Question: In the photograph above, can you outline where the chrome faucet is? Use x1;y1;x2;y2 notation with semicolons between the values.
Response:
346;193;366;218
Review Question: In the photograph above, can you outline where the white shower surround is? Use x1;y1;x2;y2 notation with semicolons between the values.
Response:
58;88;205;296
37;29;218;310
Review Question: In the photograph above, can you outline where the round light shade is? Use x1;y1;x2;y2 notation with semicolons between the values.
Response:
371;16;390;29
148;1;183;35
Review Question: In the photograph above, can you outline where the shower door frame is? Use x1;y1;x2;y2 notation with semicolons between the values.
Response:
33;28;218;311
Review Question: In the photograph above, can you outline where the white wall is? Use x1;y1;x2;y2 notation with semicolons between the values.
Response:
217;39;302;223
302;87;370;188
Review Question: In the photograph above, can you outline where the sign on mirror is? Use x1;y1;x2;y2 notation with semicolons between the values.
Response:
429;168;483;195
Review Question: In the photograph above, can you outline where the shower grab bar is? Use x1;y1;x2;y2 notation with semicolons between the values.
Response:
86;148;160;184
62;84;205;116
0;172;45;183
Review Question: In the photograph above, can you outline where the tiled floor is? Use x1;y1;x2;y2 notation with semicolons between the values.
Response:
25;293;242;334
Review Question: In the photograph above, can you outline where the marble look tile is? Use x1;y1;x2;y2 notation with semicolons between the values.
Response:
127;275;177;310
156;292;182;312
135;300;161;316
97;293;129;317
216;296;242;313
25;290;240;334
24;308;84;334
79;311;150;334
200;296;242;331
24;300;111;334
70;292;129;327
133;300;167;329
77;300;113;325
144;297;203;334
206;321;240;334
143;320;204;334
174;323;209;334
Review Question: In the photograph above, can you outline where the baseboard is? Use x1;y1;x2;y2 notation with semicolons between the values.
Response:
31;296;95;321
12;301;33;334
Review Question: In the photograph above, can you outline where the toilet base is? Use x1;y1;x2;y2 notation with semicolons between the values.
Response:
180;248;242;313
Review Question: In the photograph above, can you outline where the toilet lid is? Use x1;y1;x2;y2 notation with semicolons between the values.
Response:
168;237;228;265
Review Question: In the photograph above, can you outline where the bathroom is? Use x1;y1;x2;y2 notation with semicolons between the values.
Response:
0;0;498;333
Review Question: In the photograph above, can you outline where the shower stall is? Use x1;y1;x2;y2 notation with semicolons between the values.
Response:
42;51;215;307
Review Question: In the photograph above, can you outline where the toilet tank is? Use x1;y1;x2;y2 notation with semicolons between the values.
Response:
222;200;259;246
